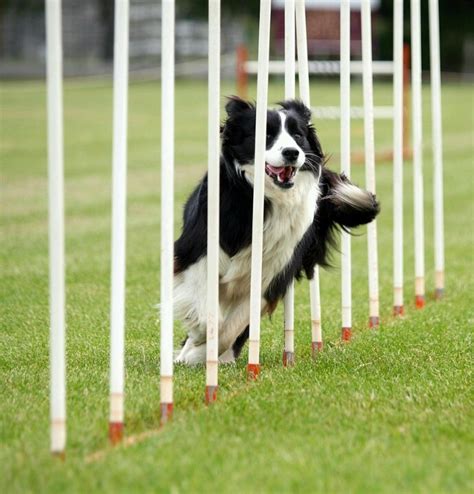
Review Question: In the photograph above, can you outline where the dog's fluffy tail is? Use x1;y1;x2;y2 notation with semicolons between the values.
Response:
300;167;380;278
320;167;380;228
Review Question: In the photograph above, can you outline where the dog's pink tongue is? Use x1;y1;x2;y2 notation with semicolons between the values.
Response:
267;165;292;181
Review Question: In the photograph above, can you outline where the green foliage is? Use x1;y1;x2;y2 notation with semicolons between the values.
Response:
1;80;473;493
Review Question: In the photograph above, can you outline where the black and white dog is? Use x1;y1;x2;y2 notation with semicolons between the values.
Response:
173;97;379;364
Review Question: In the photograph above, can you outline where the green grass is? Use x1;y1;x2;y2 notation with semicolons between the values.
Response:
1;79;473;493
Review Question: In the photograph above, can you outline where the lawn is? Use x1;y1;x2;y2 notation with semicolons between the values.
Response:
1;79;473;493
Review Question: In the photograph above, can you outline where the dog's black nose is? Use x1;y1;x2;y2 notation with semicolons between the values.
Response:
282;147;299;162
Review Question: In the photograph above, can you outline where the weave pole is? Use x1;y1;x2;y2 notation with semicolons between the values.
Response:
283;0;296;367
410;0;425;309
361;0;380;328
205;0;221;404
428;0;445;300
340;0;352;341
160;0;175;423
46;0;66;458
393;0;404;316
109;0;129;445
247;0;271;381
296;0;322;357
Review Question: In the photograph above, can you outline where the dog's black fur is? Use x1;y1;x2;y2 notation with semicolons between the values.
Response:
174;97;380;361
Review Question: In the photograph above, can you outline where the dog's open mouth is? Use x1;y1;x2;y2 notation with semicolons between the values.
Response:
265;164;297;188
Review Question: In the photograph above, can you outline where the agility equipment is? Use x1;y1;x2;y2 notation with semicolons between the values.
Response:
247;0;272;381
45;0;446;455
46;0;66;458
206;0;221;403
160;0;175;423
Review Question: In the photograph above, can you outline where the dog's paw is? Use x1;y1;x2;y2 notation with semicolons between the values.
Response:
174;341;206;365
173;349;186;364
218;348;236;365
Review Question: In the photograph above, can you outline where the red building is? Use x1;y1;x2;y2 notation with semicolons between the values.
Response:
272;0;381;57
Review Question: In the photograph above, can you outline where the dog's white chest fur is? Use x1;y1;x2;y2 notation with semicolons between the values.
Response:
173;171;319;363
220;170;319;301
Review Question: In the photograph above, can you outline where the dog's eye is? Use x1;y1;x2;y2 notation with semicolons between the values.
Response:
293;133;302;140
266;134;271;139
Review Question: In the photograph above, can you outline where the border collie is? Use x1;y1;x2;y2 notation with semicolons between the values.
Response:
173;97;379;364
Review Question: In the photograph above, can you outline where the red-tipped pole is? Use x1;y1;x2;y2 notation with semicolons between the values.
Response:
46;0;67;460
205;0;221;410
361;0;380;337
52;451;66;461
342;327;352;341
311;341;323;359
296;0;324;367
283;350;295;367
369;316;380;329
415;294;425;309
109;421;124;445
159;0;175;434
411;0;426;314
247;0;271;386
430;0;446;303
205;385;218;405
109;0;129;449
160;402;173;425
247;363;261;381
340;0;352;348
393;305;405;317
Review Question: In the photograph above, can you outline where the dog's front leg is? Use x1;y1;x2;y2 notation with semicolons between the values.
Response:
216;298;251;364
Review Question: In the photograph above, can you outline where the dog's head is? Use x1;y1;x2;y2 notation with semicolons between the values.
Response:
221;97;324;190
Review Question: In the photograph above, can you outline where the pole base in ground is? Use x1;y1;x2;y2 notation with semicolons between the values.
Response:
341;327;352;341
393;305;404;316
51;450;66;461
283;351;294;367
247;363;260;380
415;294;425;309
160;402;173;425
434;288;444;300
369;316;380;328
311;341;323;359
205;385;218;404
109;422;123;445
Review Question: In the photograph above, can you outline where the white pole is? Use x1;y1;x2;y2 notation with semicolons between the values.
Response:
283;283;295;366
411;0;425;309
361;0;380;328
285;0;296;100
160;0;175;422
340;0;352;340
248;0;271;380
429;0;445;300
46;0;66;457
206;0;220;403
109;0;129;445
393;0;404;316
296;0;322;357
283;0;296;367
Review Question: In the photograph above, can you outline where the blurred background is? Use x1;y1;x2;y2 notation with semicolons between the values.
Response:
1;0;473;81
1;3;473;491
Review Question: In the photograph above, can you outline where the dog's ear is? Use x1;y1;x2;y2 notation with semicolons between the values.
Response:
279;99;312;122
225;96;254;116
